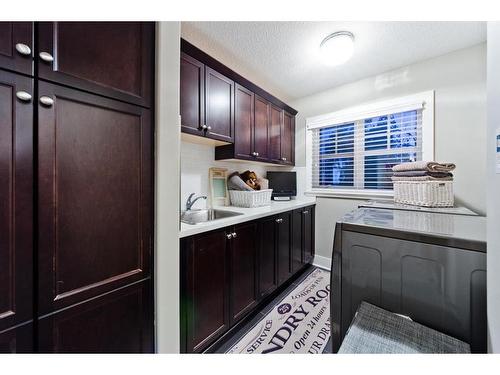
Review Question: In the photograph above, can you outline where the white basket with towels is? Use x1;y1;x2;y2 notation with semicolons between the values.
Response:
229;189;273;208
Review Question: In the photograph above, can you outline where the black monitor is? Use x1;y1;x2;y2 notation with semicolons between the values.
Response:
267;171;297;199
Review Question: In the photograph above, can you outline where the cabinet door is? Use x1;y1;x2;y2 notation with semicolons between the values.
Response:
180;52;205;136
0;22;33;76
38;280;153;353
185;229;229;353
0;71;33;332
281;111;295;165
303;206;315;264
254;95;270;162
268;104;283;162
0;323;33;353
277;212;292;286
230;222;258;323
291;209;303;273
38;22;154;107
259;216;278;298
204;66;234;142
37;81;152;314
233;84;254;160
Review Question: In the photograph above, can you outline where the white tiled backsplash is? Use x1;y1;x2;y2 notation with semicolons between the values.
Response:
180;141;306;210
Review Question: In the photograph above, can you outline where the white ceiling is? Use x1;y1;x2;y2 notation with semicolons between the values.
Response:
181;22;486;102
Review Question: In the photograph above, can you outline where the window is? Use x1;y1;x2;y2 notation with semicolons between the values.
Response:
306;92;434;197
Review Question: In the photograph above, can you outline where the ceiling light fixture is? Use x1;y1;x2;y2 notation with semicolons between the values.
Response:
319;31;355;66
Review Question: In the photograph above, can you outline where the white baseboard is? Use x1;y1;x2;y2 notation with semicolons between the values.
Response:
313;255;331;271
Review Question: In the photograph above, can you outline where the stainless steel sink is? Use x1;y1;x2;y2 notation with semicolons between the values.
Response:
180;209;243;225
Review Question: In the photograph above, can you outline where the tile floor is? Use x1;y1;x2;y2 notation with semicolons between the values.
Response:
214;266;332;354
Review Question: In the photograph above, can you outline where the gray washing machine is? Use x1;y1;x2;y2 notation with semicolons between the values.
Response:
330;206;487;353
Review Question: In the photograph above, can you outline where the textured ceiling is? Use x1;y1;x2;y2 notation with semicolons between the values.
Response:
181;21;486;102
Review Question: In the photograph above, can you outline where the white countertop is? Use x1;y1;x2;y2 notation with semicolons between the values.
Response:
179;198;316;238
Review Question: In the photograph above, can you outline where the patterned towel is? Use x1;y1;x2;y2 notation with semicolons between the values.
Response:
392;161;456;173
392;171;453;178
391;176;454;182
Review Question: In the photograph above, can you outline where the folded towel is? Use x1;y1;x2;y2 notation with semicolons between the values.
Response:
392;161;456;173
391;176;454;182
392;171;453;178
227;172;254;191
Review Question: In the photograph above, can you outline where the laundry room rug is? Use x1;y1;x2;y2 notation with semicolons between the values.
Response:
226;268;331;354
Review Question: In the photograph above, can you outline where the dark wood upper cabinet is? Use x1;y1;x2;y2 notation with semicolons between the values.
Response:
0;70;33;332
230;221;258;324
0;22;33;76
38;280;153;353
258;216;278;298
277;211;293;286
233;84;255;159
269;104;283;163
253;95;270;162
204;66;234;142
281;111;295;165
37;81;152;315
183;229;230;353
180;52;205;135
37;22;154;107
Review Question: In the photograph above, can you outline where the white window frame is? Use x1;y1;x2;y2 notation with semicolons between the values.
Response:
305;91;435;199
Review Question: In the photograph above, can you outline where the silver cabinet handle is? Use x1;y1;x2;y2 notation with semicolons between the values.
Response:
39;96;54;107
15;43;31;56
303;210;309;215
200;124;208;130
226;233;233;240
252;152;257;156
255;152;259;157
39;51;54;62
232;232;237;238
16;91;32;102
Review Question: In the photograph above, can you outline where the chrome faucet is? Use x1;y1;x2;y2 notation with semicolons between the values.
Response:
185;193;207;211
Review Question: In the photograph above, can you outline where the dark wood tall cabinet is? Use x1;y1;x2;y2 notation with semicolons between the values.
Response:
0;21;155;353
258;216;278;298
0;22;33;76
0;70;33;338
37;22;154;107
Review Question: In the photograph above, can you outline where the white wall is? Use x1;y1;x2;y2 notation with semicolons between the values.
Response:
155;22;181;353
487;23;500;353
180;142;306;210
290;44;487;260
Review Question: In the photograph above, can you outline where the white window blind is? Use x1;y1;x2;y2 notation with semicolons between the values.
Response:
306;92;434;195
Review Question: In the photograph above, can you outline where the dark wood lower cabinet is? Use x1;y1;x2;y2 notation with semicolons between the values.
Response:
181;205;315;353
0;323;33;353
182;229;230;353
38;280;153;353
259;216;278;298
303;206;315;264
230;222;258;323
277;212;293;286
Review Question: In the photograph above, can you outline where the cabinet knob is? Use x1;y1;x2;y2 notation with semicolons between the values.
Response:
281;157;287;161
200;124;208;131
207;126;212;131
39;51;54;63
15;43;31;56
302;210;309;215
226;233;233;240
232;232;237;238
275;218;283;223
16;91;32;102
39;96;54;107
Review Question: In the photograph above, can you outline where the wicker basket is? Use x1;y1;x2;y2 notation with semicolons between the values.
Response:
393;181;454;207
229;189;273;208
